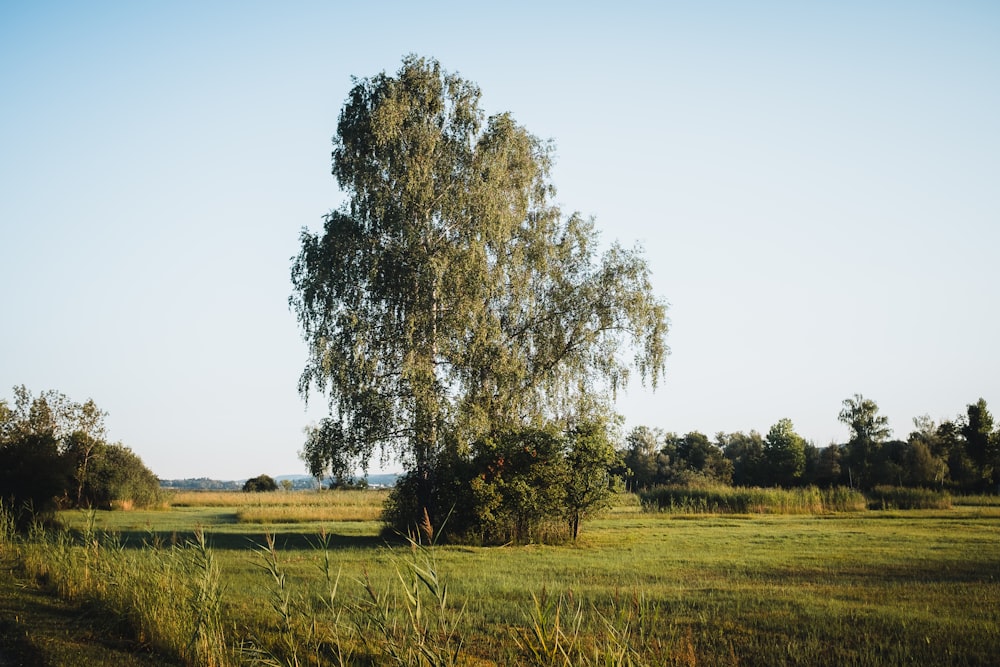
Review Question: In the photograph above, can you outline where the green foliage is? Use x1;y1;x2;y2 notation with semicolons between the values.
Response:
244;474;279;493
763;418;807;486
468;426;569;544
290;55;668;527
663;431;733;485
85;442;162;509
385;421;622;544
619;426;668;491
639;484;867;514
385;426;570;544
961;398;999;491
0;429;71;523
564;419;622;540
719;430;766;487
839;394;891;489
0;386;160;521
866;486;952;510
625;395;1000;495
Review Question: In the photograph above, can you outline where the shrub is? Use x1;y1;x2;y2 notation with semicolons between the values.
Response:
243;474;279;493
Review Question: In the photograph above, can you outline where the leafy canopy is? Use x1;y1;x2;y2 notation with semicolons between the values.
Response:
291;55;668;487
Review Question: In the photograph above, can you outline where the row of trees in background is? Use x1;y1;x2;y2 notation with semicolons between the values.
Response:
0;386;161;525
620;394;1000;493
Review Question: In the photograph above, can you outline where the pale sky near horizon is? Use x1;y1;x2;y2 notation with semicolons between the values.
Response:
2;2;998;480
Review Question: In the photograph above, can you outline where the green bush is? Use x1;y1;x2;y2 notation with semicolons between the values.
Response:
242;474;279;493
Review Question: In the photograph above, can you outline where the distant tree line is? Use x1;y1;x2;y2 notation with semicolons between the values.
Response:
161;477;319;491
619;395;1000;494
0;386;161;526
160;478;246;491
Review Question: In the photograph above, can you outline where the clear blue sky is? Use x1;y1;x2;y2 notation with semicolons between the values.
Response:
2;2;998;479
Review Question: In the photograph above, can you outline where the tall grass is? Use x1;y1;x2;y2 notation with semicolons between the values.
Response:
952;493;1000;507
170;489;390;509
18;519;234;666
639;485;866;514
866;486;952;510
0;500;15;551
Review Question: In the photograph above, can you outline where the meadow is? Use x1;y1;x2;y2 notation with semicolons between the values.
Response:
3;489;999;666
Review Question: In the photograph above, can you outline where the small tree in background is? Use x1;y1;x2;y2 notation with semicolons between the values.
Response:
563;418;620;540
962;398;999;492
243;474;279;493
839;394;891;489
621;426;668;490
763;418;807;487
720;430;767;487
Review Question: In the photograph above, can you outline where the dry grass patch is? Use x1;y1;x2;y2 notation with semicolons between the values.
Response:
235;504;383;523
169;488;389;509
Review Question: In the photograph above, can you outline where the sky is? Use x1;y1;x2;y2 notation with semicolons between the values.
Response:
2;2;998;480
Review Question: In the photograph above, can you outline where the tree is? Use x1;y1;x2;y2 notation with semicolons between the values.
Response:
243;474;278;493
667;431;733;485
86;443;161;509
905;416;948;488
1;387;80;520
300;418;367;487
63;399;108;505
961;398;998;490
621;426;667;490
290;56;668;528
809;445;844;487
763;418;807;487
1;386;160;522
938;419;978;491
838;394;891;489
720;430;766;486
563;419;620;540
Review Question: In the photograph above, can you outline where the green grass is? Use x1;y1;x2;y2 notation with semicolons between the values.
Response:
5;493;1000;665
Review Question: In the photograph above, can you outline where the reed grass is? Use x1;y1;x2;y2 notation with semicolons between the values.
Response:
867;485;952;510
17;520;235;666
953;493;1000;507
638;484;867;514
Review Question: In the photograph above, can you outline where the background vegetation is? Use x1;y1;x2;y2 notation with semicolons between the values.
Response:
619;395;1000;497
0;386;161;525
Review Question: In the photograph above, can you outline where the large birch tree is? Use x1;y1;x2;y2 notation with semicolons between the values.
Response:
290;56;668;516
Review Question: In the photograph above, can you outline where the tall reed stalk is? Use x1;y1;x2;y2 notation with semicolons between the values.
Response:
357;535;466;667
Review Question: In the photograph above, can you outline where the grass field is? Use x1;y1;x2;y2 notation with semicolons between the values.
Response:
3;490;1000;666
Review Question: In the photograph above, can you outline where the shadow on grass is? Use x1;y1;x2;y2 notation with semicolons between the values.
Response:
104;529;406;552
